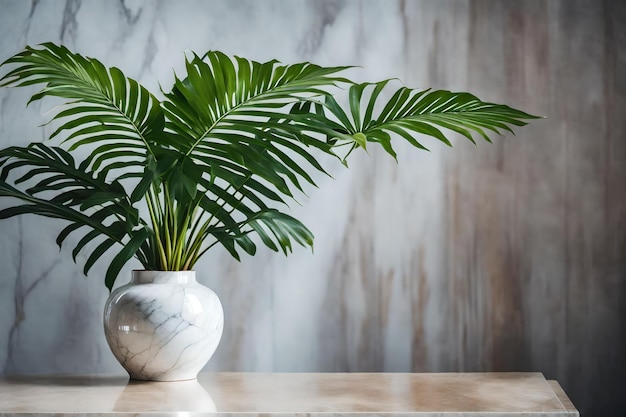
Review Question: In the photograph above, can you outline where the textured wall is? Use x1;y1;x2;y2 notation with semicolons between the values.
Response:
0;1;624;416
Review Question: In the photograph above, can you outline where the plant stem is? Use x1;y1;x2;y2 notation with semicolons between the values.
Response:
172;204;189;270
146;187;167;269
162;186;173;267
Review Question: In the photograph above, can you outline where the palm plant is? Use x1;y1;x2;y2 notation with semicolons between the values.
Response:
0;43;537;291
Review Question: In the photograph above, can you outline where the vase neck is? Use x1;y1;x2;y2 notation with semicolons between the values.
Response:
131;270;196;285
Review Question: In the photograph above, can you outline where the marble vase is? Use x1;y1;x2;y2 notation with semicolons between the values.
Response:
103;270;224;381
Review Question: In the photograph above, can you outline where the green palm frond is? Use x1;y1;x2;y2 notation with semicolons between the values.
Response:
203;208;313;261
0;143;150;289
0;43;164;182
318;81;540;159
0;44;539;290
163;51;348;193
154;52;352;262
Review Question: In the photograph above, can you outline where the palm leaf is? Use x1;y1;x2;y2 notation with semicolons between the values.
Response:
245;209;314;254
319;81;540;158
163;52;347;187
201;208;313;262
0;143;149;284
159;52;351;255
0;43;164;183
0;44;539;285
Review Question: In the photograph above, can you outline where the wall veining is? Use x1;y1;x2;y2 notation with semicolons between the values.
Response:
0;1;624;415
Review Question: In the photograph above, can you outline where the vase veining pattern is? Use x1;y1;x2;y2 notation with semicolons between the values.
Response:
104;271;223;381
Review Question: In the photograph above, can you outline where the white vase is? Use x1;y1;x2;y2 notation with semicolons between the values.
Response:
103;270;223;381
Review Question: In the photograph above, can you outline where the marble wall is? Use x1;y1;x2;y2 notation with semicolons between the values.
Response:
0;1;624;416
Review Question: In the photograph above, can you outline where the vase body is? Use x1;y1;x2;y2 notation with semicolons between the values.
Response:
103;270;223;381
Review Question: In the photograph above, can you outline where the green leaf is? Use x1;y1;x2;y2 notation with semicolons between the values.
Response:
370;130;397;160
246;209;314;255
0;43;163;181
352;132;367;150
0;43;538;287
322;82;539;155
0;143;146;270
131;168;156;203
83;238;117;275
72;229;101;261
105;229;150;291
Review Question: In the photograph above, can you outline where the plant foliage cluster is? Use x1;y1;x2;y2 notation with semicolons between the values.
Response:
0;43;537;290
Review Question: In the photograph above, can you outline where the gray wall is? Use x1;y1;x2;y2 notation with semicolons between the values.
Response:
0;1;624;416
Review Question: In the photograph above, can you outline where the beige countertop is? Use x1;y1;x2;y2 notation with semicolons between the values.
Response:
0;372;578;416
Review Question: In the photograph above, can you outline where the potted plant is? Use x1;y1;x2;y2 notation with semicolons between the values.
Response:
0;43;536;381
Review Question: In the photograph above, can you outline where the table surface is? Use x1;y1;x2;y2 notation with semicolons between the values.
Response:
0;372;578;416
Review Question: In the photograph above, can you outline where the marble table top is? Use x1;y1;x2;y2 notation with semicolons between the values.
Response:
0;372;578;416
